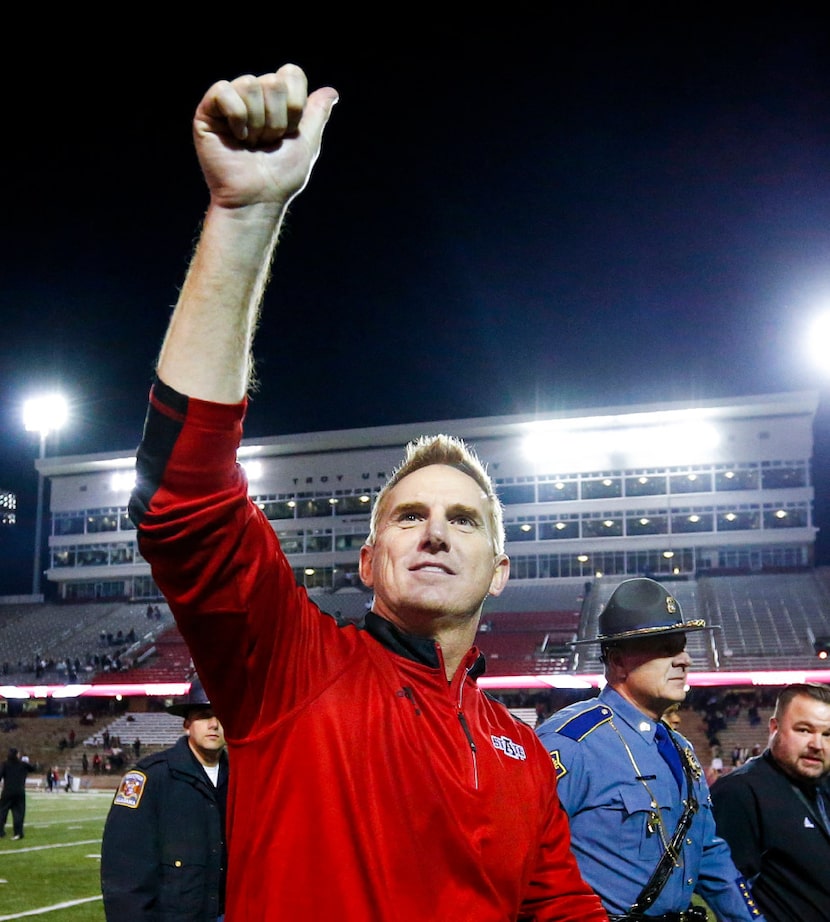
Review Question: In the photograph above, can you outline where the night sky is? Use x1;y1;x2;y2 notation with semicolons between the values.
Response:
3;14;830;592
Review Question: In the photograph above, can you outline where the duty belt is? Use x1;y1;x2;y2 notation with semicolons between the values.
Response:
609;908;708;922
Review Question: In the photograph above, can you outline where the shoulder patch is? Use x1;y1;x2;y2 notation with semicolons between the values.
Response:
555;704;613;741
112;770;147;809
549;749;567;780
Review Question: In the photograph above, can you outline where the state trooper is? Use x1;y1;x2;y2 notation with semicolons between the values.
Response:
537;577;764;922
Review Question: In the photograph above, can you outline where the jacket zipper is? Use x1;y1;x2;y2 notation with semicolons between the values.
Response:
457;680;479;790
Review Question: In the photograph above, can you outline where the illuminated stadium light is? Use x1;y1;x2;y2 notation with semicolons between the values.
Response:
807;312;830;376
523;415;720;472
23;394;68;436
241;460;263;481
814;636;830;660
110;470;136;492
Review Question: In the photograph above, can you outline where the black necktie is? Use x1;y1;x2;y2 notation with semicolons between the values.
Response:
654;721;684;792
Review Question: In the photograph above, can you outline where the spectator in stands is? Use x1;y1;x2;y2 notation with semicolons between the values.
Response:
101;675;228;922
535;694;556;728
706;747;725;785
537;577;764;920
128;64;606;921
0;748;37;839
711;682;830;922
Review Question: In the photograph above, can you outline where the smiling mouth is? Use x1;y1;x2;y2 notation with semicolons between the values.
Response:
410;563;454;575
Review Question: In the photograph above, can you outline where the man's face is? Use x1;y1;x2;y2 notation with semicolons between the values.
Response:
359;464;509;631
610;633;692;719
184;707;226;764
769;694;830;783
664;709;682;731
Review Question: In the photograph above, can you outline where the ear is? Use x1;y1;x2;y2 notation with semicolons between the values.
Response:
487;554;510;597
358;543;375;589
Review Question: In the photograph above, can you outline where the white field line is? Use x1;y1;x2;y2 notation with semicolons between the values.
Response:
0;840;100;855
0;895;102;920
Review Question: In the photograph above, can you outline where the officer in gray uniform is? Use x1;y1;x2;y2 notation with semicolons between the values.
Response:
537;577;764;922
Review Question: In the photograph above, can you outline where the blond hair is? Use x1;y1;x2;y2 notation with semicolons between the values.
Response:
367;435;505;554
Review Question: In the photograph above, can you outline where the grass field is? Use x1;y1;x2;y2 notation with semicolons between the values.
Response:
0;790;112;922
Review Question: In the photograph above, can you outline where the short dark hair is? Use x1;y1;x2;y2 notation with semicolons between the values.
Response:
773;682;830;719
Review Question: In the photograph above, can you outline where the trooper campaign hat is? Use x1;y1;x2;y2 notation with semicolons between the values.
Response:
166;675;213;717
571;577;712;645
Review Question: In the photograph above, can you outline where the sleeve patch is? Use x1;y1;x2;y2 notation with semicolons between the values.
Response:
550;749;567;780
112;770;148;809
735;875;763;917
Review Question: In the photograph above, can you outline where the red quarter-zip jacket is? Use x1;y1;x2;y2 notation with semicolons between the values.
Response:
130;380;607;922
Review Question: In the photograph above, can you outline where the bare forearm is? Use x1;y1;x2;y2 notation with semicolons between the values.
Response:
157;201;285;403
154;65;337;404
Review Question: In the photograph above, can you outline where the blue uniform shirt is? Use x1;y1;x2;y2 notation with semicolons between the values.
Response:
536;687;763;920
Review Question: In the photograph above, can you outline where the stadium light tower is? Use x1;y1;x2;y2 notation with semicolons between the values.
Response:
23;394;68;597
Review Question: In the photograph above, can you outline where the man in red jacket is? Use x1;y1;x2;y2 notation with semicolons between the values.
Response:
130;64;605;921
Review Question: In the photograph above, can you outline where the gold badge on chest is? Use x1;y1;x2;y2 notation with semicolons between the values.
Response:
683;746;702;781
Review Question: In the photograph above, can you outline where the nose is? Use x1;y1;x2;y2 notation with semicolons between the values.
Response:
806;732;826;751
420;513;449;551
674;649;693;669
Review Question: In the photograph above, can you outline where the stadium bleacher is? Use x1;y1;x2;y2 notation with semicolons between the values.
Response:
0;600;176;685
2;568;829;776
3;570;830;686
